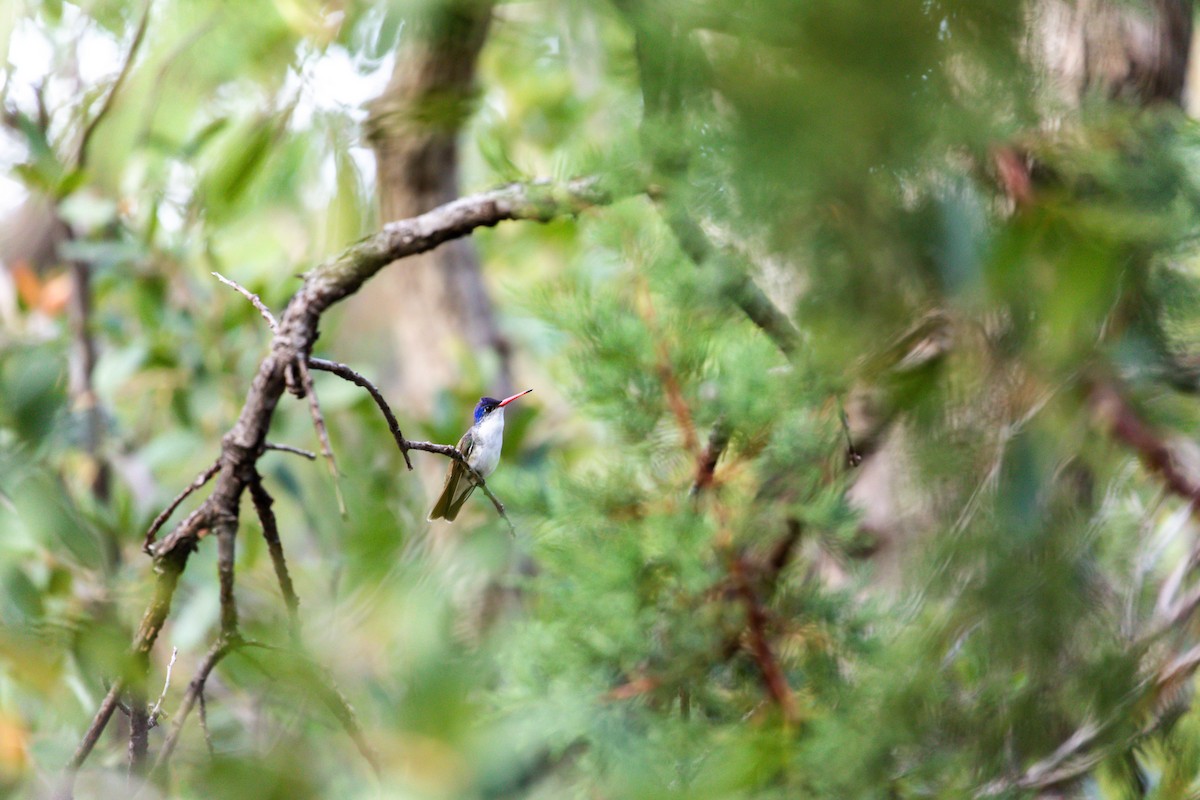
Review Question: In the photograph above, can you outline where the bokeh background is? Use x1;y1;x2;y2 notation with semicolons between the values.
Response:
4;1;1200;797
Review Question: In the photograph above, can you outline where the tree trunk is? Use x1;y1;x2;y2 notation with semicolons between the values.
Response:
1030;0;1192;107
351;0;509;418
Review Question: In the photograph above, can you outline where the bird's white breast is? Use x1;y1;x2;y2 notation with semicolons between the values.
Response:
469;409;505;477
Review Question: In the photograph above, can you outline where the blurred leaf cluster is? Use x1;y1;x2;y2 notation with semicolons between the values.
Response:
4;1;1200;799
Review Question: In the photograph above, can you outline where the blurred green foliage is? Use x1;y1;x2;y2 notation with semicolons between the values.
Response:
4;0;1200;798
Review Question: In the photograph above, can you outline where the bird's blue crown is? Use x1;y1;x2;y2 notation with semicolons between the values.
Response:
474;397;500;423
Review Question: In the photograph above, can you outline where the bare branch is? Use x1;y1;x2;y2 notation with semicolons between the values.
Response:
308;357;413;469
212;271;278;332
248;476;300;638
261;442;317;461
143;459;219;553
296;357;346;518
148;647;178;727
153;178;602;562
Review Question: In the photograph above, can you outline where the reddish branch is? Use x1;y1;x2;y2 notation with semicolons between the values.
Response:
1089;378;1200;506
730;555;797;722
637;283;700;453
607;523;804;712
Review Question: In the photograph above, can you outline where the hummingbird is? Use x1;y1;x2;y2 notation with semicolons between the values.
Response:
428;389;533;522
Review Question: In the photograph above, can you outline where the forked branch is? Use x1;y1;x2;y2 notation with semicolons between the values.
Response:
63;178;612;793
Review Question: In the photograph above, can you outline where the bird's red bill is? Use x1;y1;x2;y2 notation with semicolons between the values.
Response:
498;388;533;407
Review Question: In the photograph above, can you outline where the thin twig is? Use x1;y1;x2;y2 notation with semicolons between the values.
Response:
68;681;124;773
148;636;237;780
197;689;214;759
636;281;699;454
143;459;220;553
248;476;300;638
262;442;317;461
75;0;152;167
59;553;187;797
212;271;278;332
406;439;514;530
305;357;514;526
148;647;178;727
296;357;346;517
308;357;413;469
729;555;797;723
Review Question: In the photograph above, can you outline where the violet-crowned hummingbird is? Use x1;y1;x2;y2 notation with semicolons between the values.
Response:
428;389;533;522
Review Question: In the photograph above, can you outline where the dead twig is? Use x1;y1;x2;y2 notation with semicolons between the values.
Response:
148;636;237;780
212;271;278;332
60;552;188;797
148;647;178;727
143;459;220;553
197;689;214;759
296;357;346;517
127;687;149;778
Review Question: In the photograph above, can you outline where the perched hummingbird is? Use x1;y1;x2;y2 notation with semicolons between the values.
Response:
428;389;533;522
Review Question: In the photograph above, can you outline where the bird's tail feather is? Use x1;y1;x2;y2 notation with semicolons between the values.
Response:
428;470;476;522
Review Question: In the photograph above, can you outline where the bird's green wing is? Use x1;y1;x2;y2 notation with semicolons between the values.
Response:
427;431;478;522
